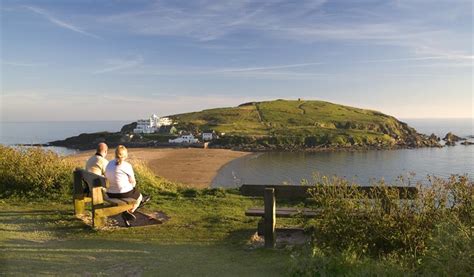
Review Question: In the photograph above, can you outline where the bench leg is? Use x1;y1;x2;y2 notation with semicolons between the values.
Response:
264;188;276;248
257;218;265;236
92;205;134;228
74;198;86;217
93;209;106;228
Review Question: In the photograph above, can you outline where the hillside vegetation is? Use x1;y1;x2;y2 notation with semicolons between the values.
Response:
171;99;438;150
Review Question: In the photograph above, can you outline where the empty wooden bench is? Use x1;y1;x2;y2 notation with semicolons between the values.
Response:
240;184;418;248
73;168;137;228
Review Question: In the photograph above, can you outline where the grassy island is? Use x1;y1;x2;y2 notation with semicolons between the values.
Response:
170;99;441;150
49;99;442;151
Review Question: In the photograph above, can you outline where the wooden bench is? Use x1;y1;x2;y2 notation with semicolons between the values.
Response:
73;168;137;228
240;184;418;248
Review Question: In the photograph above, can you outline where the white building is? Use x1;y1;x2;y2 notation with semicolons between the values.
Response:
133;114;173;134
134;116;156;134
202;133;213;141
169;134;199;144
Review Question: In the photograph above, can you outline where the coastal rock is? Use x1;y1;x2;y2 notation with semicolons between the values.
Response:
121;122;137;134
429;133;441;142
461;141;474;146
443;132;463;142
445;141;456;146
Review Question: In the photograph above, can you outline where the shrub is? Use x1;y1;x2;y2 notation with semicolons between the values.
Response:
293;174;473;274
179;188;200;198
201;188;227;198
418;217;473;276
0;146;180;200
0;146;75;199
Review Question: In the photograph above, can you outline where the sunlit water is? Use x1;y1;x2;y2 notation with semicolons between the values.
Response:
212;118;474;187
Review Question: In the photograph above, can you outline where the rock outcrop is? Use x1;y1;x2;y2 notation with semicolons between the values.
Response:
461;141;474;146
443;132;464;146
121;122;137;134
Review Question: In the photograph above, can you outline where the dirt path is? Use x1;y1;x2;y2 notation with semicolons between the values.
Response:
69;148;251;188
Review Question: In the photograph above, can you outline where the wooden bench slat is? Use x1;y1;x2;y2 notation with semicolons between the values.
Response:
104;197;137;205
240;184;418;199
246;207;320;218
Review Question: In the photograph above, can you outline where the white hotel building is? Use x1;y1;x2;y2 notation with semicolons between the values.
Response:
133;114;173;134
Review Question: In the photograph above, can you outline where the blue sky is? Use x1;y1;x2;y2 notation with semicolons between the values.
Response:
1;0;472;121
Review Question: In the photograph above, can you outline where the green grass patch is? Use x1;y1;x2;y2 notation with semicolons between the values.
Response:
0;197;289;276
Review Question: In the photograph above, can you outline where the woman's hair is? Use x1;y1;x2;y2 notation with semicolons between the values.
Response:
115;145;128;165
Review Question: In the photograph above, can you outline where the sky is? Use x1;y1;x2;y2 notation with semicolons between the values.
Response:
0;0;472;121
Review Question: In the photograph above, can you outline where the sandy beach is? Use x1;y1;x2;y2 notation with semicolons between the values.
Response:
70;148;250;188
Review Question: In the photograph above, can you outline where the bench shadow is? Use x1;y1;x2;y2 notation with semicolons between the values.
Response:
0;209;95;235
0;210;70;216
224;228;258;246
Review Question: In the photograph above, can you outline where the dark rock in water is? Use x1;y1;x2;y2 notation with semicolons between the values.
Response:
425;133;442;146
445;140;456;146
14;143;50;147
461;141;474;146
429;133;441;142
121;122;137;133
399;132;442;148
443;132;463;142
49;132;126;150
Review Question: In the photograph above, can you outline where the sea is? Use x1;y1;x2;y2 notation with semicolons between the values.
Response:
211;118;474;187
0;119;473;187
0;121;129;155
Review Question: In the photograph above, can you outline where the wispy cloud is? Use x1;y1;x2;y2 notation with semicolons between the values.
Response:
99;0;328;41
208;62;324;73
93;56;143;74
1;61;47;67
24;6;101;39
96;0;470;59
110;53;471;80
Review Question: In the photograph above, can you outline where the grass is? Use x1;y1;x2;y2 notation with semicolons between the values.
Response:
170;99;414;147
0;195;292;276
0;146;292;275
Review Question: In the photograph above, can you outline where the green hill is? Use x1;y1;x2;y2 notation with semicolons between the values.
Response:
170;99;439;149
49;99;440;150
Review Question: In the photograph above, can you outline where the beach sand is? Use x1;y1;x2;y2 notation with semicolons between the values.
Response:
69;148;250;188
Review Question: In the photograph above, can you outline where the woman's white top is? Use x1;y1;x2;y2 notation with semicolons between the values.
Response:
105;159;135;194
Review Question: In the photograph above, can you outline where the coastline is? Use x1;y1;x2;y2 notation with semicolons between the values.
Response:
68;147;251;188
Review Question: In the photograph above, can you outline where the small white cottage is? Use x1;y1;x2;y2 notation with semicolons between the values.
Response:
169;134;199;144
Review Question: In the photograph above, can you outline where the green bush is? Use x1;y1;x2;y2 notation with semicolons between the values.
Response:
291;175;473;274
0;146;180;200
0;146;75;199
418;217;473;276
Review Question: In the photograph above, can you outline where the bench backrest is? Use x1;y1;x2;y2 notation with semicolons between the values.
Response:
73;168;107;204
240;184;418;200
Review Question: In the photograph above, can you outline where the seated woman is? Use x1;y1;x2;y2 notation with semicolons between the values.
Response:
105;145;147;227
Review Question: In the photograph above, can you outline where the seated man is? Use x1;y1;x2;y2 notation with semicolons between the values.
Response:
85;142;109;176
